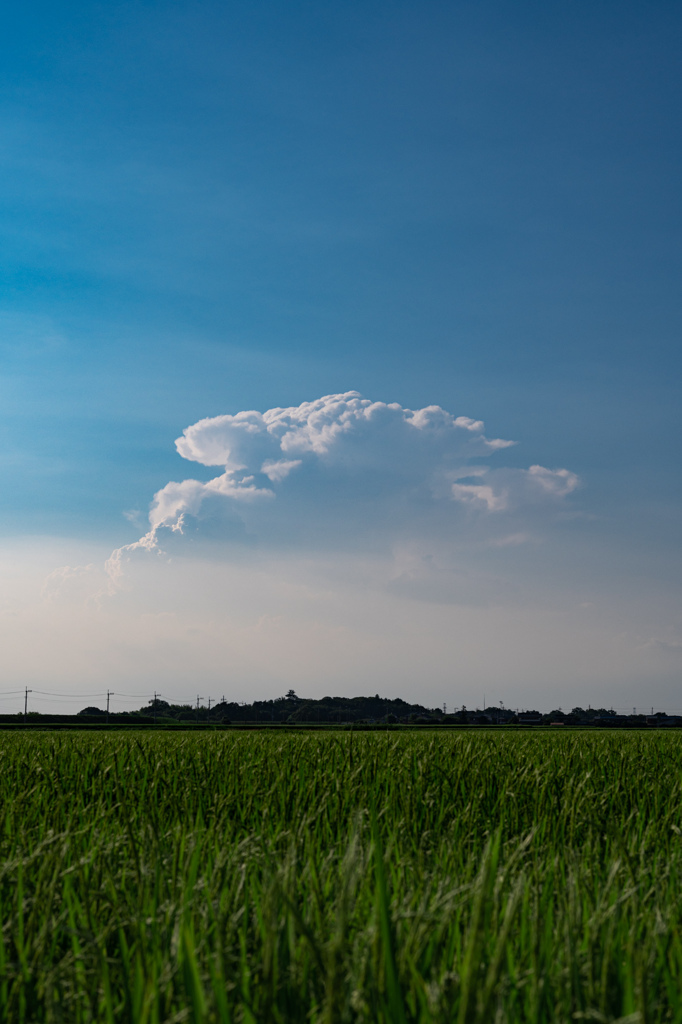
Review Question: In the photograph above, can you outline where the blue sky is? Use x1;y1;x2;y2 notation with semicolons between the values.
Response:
1;0;681;710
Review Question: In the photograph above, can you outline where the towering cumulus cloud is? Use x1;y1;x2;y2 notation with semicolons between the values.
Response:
107;392;578;584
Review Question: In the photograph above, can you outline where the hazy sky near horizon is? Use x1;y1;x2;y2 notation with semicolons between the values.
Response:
1;0;681;713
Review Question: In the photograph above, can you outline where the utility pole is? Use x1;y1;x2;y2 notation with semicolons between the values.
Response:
153;691;158;725
106;690;113;725
207;696;212;722
196;695;203;726
24;687;32;724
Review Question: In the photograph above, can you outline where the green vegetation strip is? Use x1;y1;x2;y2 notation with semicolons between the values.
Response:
0;731;681;1022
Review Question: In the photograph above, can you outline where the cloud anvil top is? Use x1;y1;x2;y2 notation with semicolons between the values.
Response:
104;391;579;585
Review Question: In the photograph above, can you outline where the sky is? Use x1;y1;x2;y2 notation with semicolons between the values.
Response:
1;0;681;714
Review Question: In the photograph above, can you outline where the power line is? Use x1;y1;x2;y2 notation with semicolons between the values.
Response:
31;690;109;698
109;691;158;699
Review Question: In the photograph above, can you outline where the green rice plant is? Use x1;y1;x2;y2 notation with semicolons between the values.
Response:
0;731;681;1020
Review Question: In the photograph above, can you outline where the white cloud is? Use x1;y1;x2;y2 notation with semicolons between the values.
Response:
42;562;97;603
136;392;575;547
260;458;302;483
150;474;272;529
104;528;171;595
451;483;509;512
174;395;514;471
525;465;579;497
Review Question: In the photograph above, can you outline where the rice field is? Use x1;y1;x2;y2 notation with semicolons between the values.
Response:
1;729;682;1022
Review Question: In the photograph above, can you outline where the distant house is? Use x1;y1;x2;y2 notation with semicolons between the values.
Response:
648;715;682;727
518;713;542;726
